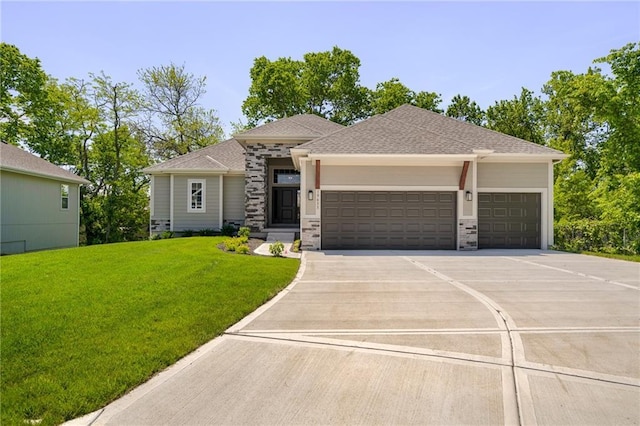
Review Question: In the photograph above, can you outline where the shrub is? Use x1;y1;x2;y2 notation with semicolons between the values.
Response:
554;219;640;255
235;244;250;255
223;237;240;252
181;229;195;237
269;241;285;257
221;224;236;237
199;228;217;237
238;226;251;239
292;239;301;252
155;231;174;240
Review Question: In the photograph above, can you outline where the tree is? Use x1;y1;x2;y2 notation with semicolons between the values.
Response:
370;78;442;115
594;42;640;176
138;63;224;160
486;88;545;144
0;43;57;152
87;73;149;243
445;94;485;125
242;47;370;126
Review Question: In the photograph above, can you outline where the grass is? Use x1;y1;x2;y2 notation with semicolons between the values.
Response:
1;237;300;426
583;251;640;262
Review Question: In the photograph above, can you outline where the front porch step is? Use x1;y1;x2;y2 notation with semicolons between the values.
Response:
266;232;296;243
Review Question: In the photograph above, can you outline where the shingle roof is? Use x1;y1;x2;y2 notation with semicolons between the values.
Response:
298;104;565;156
143;139;245;173
234;114;344;139
0;142;90;184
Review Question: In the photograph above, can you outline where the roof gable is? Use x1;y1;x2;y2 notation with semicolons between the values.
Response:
234;114;344;140
298;104;565;156
0;142;90;184
144;139;245;173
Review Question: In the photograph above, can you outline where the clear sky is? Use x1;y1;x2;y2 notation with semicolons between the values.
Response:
2;1;638;135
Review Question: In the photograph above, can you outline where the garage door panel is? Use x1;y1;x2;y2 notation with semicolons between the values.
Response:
439;208;455;218
478;192;541;249
438;193;455;203
322;191;456;250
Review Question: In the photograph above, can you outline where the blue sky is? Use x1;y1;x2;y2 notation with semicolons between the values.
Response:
2;1;638;135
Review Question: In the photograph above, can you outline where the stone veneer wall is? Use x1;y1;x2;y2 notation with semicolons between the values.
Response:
301;218;321;250
150;219;170;234
458;218;478;250
244;142;301;231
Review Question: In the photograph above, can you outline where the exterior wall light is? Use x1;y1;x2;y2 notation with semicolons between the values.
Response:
308;190;314;201
465;191;473;201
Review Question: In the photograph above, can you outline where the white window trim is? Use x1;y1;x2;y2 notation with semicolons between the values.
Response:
187;179;206;213
61;184;70;211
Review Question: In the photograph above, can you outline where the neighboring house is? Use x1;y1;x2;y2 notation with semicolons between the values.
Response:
145;105;567;250
0;142;90;254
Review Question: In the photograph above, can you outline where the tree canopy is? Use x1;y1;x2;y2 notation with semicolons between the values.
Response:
138;63;224;160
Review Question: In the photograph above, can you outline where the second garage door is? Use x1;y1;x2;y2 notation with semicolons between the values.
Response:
321;191;456;250
478;192;541;249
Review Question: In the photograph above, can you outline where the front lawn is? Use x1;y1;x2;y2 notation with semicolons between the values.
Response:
1;237;299;426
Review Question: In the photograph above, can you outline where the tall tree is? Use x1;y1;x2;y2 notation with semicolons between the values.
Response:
370;78;442;115
0;43;57;153
87;73;149;243
594;42;640;176
445;94;485;125
138;63;224;160
542;69;609;180
486;87;545;144
242;47;370;126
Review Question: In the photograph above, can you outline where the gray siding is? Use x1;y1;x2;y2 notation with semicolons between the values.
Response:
172;175;221;231
223;175;245;225
477;163;548;188
152;175;170;220
1;171;80;253
322;165;459;186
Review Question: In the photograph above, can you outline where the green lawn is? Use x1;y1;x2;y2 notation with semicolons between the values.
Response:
583;251;640;262
1;237;299;426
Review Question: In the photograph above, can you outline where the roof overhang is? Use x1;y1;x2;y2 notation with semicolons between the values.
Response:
0;165;90;185
291;151;568;169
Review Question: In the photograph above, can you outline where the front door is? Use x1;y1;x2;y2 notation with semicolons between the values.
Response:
272;187;299;225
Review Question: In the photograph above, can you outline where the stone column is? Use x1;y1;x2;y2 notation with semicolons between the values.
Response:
458;218;478;250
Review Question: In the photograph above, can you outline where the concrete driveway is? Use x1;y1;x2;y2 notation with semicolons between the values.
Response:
71;250;639;425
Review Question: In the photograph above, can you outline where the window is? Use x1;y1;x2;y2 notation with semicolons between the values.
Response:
274;169;300;185
61;184;69;210
188;179;206;212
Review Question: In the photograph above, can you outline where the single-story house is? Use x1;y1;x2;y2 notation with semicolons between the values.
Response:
145;104;567;250
0;142;90;254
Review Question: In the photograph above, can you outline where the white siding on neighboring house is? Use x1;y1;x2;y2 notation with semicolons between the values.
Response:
477;163;548;189
172;175;221;231
223;175;245;226
1;171;80;253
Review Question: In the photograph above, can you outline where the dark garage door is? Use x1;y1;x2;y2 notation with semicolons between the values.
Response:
478;192;541;249
321;191;456;250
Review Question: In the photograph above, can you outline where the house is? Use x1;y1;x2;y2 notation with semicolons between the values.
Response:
0;142;90;254
145;105;567;250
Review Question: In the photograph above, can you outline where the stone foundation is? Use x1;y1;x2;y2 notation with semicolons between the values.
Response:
301;218;321;251
150;218;170;233
458;219;478;250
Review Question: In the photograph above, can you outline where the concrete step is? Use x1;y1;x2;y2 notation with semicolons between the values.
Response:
266;232;295;243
